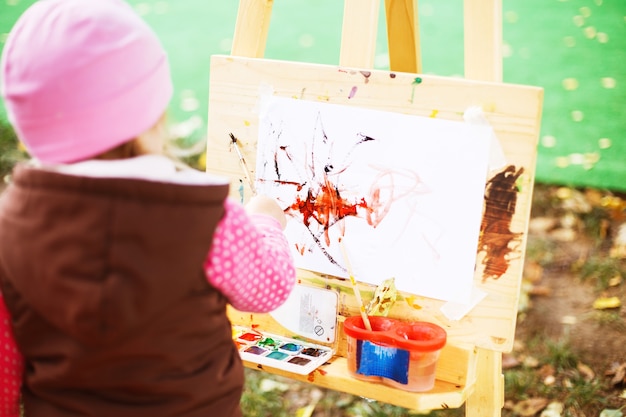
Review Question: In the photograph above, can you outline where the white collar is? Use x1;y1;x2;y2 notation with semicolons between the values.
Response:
38;154;228;186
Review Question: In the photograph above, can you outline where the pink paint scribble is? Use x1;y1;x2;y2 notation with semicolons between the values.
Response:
259;111;432;268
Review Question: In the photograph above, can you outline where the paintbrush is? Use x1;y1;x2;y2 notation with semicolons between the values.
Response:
339;239;372;331
229;133;256;195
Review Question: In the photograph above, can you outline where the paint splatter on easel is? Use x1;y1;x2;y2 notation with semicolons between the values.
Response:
410;77;423;104
478;165;525;281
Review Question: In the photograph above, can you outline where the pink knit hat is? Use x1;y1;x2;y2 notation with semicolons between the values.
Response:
0;0;173;163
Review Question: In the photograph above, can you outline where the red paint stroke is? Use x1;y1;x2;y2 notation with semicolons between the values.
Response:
478;165;524;281
360;71;371;84
287;175;369;246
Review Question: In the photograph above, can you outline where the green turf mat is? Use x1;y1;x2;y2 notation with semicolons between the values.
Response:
1;0;624;191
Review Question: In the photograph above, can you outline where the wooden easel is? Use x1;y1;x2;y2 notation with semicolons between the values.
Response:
205;1;543;415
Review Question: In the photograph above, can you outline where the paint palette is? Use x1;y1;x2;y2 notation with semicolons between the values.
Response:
233;326;334;375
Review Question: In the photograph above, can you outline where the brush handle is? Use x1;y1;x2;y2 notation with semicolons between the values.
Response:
230;134;257;195
339;241;372;331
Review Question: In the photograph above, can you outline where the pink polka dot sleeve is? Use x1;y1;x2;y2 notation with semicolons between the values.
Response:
204;198;296;313
1;294;22;417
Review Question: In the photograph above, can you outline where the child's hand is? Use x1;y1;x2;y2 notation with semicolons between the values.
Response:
245;195;287;230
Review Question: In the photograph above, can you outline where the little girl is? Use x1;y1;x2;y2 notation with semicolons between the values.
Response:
0;1;296;416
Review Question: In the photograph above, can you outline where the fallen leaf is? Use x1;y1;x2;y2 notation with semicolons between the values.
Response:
524;356;541;368
599;410;624;417
559;189;592;213
610;224;626;258
562;377;573;388
295;405;316;417
593;296;622;310
608;275;623;287
524;261;544;283
513;398;549;417
577;362;595;381
603;197;626;221
259;378;290;393
609;244;626;259
606;362;626;386
555;187;574;200
528;217;558;235
549;228;578;242
540;402;564;417
560;212;579;229
513;339;526;352
503;353;521;369
503;399;516;410
538;363;555;378
529;285;552;296
584;188;605;206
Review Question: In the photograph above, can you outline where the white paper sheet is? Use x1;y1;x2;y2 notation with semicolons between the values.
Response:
256;97;492;304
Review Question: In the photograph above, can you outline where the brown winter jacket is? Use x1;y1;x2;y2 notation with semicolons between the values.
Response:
0;164;244;417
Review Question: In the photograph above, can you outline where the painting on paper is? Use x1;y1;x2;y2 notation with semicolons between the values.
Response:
256;96;493;304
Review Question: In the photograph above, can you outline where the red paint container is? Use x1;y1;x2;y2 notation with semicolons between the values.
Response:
344;316;447;392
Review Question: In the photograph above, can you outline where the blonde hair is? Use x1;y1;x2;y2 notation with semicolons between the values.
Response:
96;113;169;161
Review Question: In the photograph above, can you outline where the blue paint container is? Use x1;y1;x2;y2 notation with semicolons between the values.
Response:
344;316;446;392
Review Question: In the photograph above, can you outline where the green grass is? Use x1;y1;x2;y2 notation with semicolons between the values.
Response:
241;369;465;417
240;370;293;417
0;119;24;178
575;255;625;291
525;237;561;267
544;340;579;372
504;369;542;400
502;341;612;417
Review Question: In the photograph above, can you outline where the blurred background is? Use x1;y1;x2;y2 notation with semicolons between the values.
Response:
1;0;624;190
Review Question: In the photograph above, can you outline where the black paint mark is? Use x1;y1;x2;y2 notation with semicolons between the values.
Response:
356;133;377;144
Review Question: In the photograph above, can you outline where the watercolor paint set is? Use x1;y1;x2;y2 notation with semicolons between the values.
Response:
232;326;334;375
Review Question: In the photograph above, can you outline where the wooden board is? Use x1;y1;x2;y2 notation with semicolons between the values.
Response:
206;55;543;354
242;354;475;411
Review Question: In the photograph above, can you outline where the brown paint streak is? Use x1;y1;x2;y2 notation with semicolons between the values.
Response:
479;165;524;281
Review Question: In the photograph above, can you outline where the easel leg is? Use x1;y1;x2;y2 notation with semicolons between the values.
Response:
465;347;504;417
